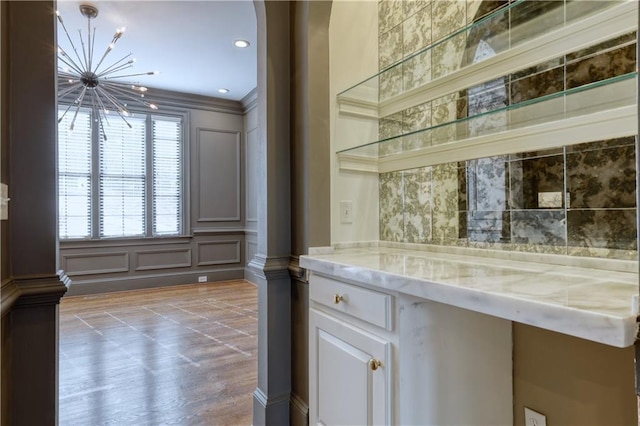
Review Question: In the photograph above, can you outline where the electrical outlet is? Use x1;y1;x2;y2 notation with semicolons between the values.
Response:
340;200;353;224
524;407;546;426
198;276;207;283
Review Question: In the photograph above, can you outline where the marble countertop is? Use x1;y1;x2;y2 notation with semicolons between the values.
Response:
300;246;639;347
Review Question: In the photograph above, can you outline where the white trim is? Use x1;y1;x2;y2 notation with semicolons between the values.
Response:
338;105;637;174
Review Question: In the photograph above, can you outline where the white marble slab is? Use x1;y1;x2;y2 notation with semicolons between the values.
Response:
300;246;639;347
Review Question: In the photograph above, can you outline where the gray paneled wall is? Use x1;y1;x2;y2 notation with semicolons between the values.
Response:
61;96;250;296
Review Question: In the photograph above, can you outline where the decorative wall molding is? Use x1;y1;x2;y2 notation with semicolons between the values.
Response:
192;228;246;235
147;87;244;115
196;240;241;266
60;236;192;249
10;273;68;308
241;87;258;113
196;128;242;222
62;251;129;276
248;255;292;281
134;248;192;271
1;279;20;317
288;255;306;281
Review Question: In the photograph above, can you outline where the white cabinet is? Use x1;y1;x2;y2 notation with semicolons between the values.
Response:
310;309;391;425
309;275;394;425
308;271;513;425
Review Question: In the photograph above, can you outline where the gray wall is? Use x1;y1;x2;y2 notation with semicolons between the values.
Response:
62;94;251;296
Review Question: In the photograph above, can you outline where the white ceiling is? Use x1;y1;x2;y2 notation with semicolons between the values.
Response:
56;0;257;101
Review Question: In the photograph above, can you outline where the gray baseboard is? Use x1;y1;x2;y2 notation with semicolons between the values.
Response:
253;388;290;426
65;268;245;296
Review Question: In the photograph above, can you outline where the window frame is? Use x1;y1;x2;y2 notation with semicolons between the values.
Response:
57;103;190;241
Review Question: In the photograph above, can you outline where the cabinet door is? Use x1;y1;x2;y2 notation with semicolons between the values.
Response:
309;308;391;426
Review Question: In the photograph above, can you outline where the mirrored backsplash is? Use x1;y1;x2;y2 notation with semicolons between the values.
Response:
379;137;638;260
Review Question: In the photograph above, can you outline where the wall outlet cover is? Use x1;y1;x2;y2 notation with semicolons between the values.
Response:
198;276;207;283
340;200;353;224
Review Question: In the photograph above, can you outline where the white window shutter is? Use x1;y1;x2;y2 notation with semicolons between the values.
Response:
99;116;147;238
58;108;92;239
152;117;182;236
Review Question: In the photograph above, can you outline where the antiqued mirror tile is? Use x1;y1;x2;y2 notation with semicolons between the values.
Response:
379;24;403;70
464;10;509;67
378;112;403;156
403;167;432;243
431;0;465;42
431;93;458;145
468;0;509;24
403;50;432;92
466;210;511;243
403;102;432;151
467;156;509;212
404;0;430;19
567;209;637;250
510;64;564;104
510;210;566;246
510;1;564;47
379;65;403;101
566;139;636;209
403;4;432;57
566;43;636;89
566;32;635;63
432;162;461;244
379;171;404;242
509;153;564;210
378;0;403;35
566;0;624;23
432;32;466;79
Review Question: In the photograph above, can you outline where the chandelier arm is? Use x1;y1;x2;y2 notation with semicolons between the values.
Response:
57;102;76;124
101;82;154;108
89;92;109;141
94;52;133;77
96;86;133;128
97;63;134;79
56;12;86;74
58;82;84;99
57;52;85;76
103;71;157;80
93;92;112;127
92;28;125;74
78;28;90;71
69;86;88;131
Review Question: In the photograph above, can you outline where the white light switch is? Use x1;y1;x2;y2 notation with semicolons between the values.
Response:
340;200;353;224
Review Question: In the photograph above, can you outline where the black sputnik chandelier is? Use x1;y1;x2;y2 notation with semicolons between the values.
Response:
57;3;159;140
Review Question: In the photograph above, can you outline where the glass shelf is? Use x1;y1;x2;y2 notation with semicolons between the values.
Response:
337;73;637;165
337;0;630;113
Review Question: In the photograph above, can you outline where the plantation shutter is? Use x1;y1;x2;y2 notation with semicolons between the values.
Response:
99;116;146;238
152;116;182;236
58;107;92;239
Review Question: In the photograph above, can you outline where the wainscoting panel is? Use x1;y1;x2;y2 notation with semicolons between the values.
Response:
196;128;241;222
197;240;241;266
134;248;192;271
62;252;129;276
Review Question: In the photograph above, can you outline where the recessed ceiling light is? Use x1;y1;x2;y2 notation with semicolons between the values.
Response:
218;88;230;94
233;39;250;48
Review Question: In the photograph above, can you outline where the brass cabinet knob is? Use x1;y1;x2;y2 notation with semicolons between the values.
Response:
369;358;382;371
333;294;344;304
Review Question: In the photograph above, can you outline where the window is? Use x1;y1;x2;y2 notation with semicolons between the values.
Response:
58;107;184;239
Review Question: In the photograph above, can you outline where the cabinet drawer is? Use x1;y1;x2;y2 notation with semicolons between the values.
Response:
310;274;392;330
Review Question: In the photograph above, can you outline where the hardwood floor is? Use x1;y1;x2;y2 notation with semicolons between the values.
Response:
59;280;257;426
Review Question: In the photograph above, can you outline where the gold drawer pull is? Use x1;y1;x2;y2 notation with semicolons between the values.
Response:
333;294;344;304
369;359;382;371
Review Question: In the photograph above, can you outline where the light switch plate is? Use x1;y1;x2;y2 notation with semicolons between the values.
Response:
340;200;353;224
1;183;8;220
524;407;546;426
